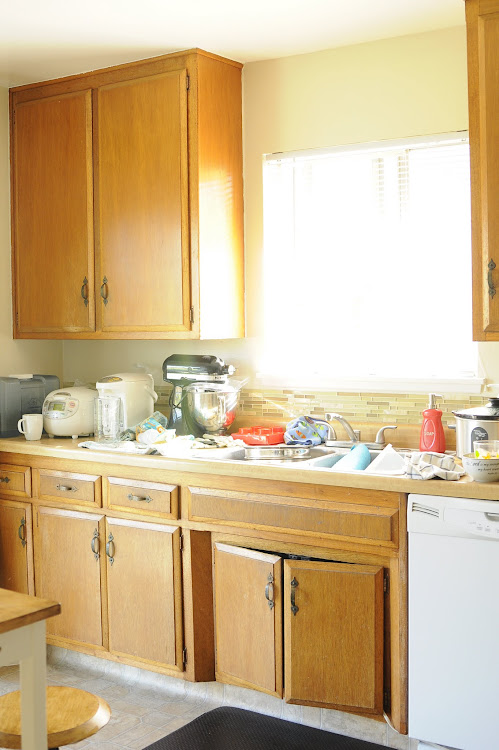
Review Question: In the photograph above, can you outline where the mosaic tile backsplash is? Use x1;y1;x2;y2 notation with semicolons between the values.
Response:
151;385;484;427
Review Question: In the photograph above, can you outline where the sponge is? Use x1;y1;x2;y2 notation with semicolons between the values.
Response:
330;443;371;471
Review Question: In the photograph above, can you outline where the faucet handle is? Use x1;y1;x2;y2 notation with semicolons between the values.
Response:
375;425;397;445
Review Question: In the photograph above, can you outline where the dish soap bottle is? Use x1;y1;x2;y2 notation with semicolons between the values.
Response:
419;393;446;453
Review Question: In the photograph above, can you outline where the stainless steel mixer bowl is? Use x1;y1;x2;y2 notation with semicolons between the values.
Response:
184;383;239;433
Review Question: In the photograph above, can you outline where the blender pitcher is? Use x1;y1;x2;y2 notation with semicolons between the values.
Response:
94;395;123;442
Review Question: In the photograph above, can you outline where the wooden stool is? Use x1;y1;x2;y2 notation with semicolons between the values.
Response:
0;685;111;749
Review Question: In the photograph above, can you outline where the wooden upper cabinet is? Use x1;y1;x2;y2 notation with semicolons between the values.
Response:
12;91;94;334
95;71;191;333
10;49;244;340
466;0;499;338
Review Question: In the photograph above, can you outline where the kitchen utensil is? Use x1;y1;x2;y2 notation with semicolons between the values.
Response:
17;413;43;441
94;395;123;442
95;373;157;430
163;354;238;436
231;426;285;445
452;398;499;457
43;386;97;438
244;445;311;460
473;439;499;458
0;374;59;438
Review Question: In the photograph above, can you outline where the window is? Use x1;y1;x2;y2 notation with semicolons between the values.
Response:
260;133;479;391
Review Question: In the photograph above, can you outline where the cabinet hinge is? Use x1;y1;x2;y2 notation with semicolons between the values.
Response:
189;307;194;324
383;689;391;713
15;311;19;327
383;571;389;594
186;74;190;91
179;533;183;552
182;647;187;665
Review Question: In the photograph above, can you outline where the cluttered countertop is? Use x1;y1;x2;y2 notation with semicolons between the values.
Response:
2;434;498;502
4;363;499;501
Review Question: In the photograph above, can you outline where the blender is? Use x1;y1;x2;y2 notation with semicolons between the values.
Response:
162;355;238;436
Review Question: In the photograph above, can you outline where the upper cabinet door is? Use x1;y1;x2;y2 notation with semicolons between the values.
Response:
95;70;191;333
12;91;95;334
283;559;384;714
466;0;499;338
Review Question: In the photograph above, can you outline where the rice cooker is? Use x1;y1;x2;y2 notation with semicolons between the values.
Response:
43;387;98;438
452;397;499;457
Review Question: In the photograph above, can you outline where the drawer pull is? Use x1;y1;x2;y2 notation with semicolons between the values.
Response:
290;577;299;616
265;572;275;610
18;518;26;548
106;533;115;565
0;476;10;484
127;493;153;503
91;528;100;560
56;484;78;493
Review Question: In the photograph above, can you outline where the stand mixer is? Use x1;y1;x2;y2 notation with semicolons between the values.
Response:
162;355;238;436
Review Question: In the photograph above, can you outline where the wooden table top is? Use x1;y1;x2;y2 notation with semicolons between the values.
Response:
0;588;61;635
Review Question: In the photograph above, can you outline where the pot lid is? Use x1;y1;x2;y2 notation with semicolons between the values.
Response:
453;398;499;420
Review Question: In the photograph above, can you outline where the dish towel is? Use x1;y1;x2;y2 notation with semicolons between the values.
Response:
284;416;329;446
404;451;466;480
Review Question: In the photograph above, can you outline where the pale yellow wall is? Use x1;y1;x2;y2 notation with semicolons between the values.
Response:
0;87;63;381
20;26;499;387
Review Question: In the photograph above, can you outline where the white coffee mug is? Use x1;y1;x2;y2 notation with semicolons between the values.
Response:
18;413;43;441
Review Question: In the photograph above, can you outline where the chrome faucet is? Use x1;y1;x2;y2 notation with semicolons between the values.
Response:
311;419;337;442
325;413;359;443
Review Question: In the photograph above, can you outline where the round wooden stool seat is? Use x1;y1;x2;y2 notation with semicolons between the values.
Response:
0;685;111;749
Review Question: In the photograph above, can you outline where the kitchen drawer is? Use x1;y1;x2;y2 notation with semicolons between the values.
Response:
34;469;101;508
105;477;178;519
188;487;398;547
0;464;31;498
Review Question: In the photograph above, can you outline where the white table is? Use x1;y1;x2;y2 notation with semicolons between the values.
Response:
0;588;60;750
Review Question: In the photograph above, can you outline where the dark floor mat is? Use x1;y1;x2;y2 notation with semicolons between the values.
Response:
144;706;386;750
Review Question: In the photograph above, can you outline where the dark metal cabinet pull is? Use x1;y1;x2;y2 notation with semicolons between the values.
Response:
100;277;109;306
81;277;89;307
106;533;115;565
127;493;153;503
265;572;275;610
0;476;10;484
290;577;299;615
91;528;100;560
56;484;77;493
18;518;26;548
488;259;496;298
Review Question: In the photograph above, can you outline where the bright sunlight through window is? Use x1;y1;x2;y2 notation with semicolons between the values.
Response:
260;133;477;389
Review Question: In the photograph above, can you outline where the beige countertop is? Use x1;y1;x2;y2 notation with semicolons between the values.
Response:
1;436;498;501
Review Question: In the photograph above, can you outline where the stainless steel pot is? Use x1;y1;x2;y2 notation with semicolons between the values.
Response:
452;398;499;457
184;382;239;434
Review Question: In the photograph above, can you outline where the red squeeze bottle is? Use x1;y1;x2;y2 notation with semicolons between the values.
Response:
419;393;446;453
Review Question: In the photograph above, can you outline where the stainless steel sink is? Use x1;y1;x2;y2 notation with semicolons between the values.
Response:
205;444;383;467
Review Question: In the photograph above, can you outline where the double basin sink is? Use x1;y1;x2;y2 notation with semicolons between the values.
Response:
207;444;386;471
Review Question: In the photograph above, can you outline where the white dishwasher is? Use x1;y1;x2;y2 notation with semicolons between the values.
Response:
408;493;499;750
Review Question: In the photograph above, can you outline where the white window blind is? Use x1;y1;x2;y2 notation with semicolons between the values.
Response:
260;133;477;388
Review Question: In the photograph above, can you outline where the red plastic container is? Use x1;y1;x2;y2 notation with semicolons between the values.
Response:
231;426;285;445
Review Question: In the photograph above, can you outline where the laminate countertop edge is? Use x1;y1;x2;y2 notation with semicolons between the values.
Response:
0;436;495;501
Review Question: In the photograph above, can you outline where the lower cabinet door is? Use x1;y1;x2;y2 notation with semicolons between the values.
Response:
0;500;33;594
283;559;385;713
105;517;183;670
213;543;283;697
33;506;105;647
